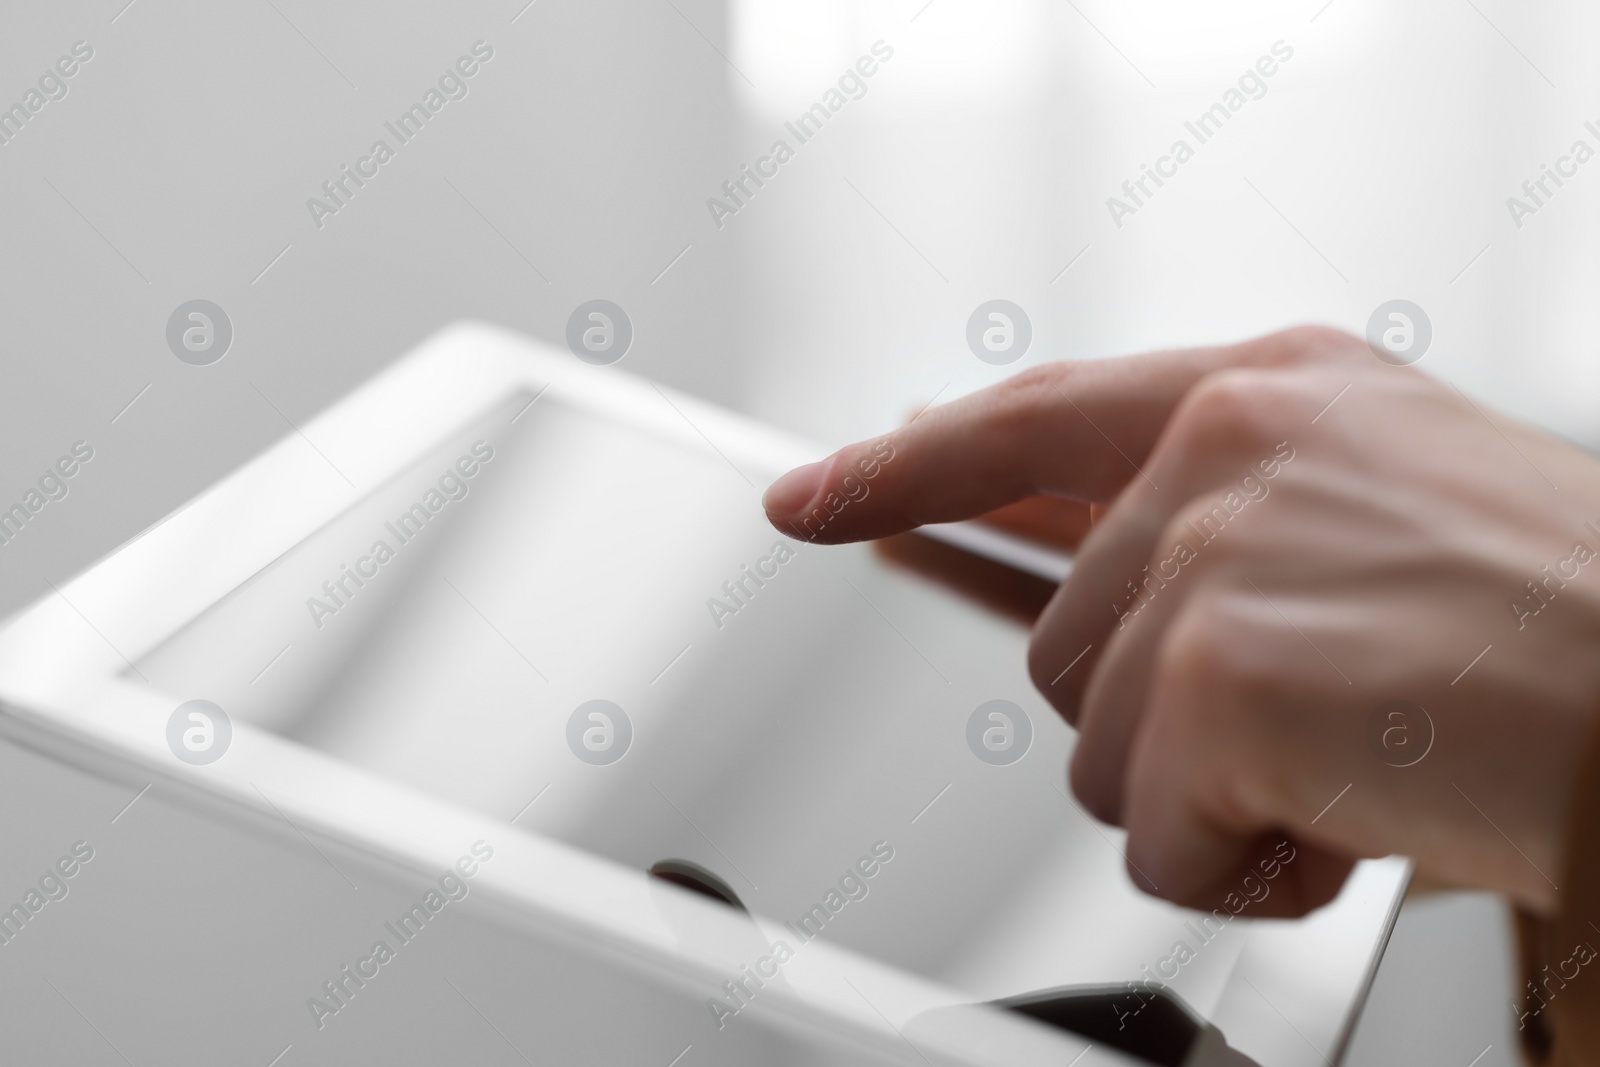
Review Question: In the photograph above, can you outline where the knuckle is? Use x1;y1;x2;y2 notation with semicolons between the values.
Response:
1007;361;1068;392
999;361;1065;401
1000;362;1098;491
1154;609;1234;693
1255;324;1363;367
1150;611;1291;810
1157;504;1233;566
1170;469;1283;543
1170;369;1291;449
1001;363;1073;428
1151;600;1276;709
1142;643;1265;827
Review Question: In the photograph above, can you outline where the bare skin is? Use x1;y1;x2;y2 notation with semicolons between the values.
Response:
763;326;1600;919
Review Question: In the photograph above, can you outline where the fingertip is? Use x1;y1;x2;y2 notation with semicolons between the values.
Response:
762;458;829;526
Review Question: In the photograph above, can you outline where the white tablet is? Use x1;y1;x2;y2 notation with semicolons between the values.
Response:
0;322;1406;1066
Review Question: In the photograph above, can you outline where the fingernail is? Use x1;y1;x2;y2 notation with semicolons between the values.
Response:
763;460;828;519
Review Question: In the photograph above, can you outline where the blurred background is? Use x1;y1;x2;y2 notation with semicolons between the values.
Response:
2;0;1592;1061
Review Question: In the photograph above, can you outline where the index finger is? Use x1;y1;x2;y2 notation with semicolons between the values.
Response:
762;327;1354;544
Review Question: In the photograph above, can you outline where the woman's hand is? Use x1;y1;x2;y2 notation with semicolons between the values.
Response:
763;326;1600;918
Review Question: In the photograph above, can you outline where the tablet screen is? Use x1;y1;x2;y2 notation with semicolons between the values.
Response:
130;390;1251;1011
